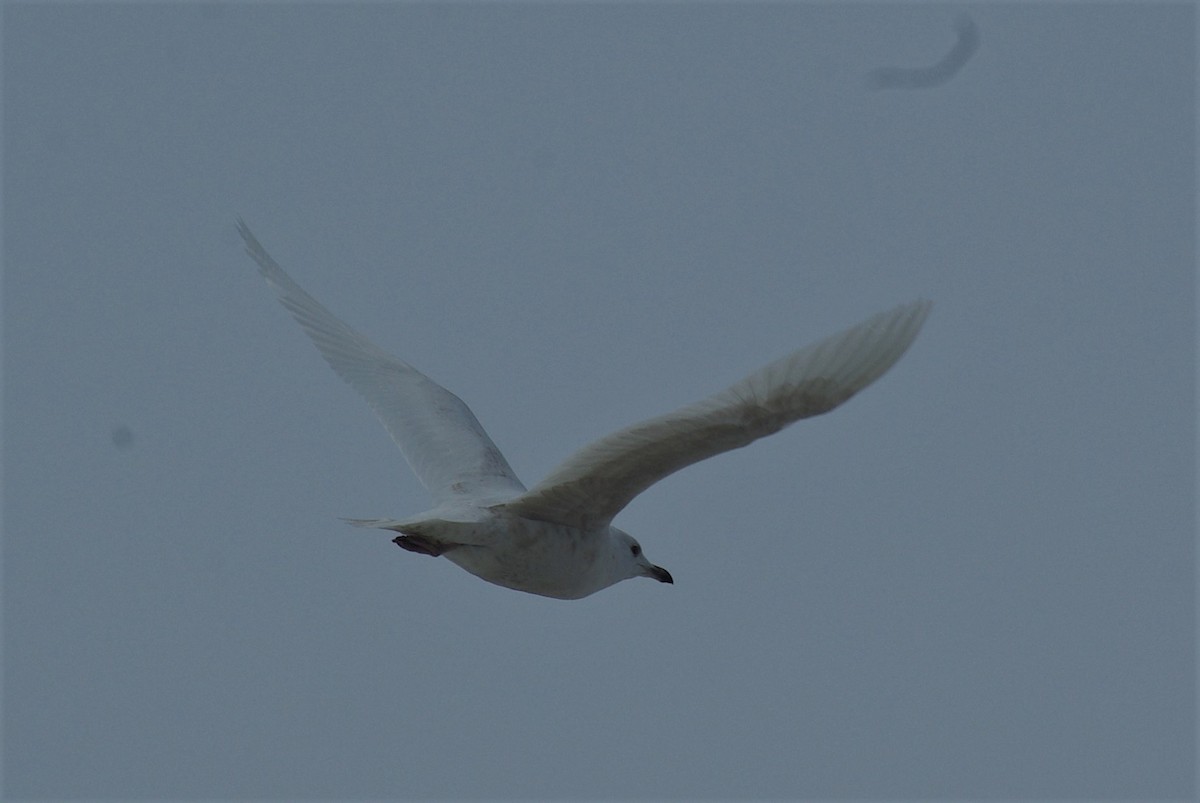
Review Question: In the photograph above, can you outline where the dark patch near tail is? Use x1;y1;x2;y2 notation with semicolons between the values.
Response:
392;535;455;557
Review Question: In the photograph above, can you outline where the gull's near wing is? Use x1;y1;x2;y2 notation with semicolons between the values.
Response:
504;300;932;528
238;220;526;505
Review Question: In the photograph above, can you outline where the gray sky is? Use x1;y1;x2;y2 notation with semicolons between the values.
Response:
4;3;1194;799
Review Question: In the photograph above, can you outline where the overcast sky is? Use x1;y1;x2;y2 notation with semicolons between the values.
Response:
4;3;1194;800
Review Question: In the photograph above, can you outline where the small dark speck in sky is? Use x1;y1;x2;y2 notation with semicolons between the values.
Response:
867;14;980;90
111;425;135;450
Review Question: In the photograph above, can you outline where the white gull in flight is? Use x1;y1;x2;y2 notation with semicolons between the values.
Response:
239;221;931;599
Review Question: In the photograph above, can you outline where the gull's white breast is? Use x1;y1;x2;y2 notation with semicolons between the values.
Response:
411;511;609;600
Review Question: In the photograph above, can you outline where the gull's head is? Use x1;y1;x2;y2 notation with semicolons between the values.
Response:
610;527;673;587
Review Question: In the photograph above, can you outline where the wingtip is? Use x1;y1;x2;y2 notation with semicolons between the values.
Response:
235;217;285;284
891;299;934;336
235;217;259;251
910;297;934;326
234;215;251;242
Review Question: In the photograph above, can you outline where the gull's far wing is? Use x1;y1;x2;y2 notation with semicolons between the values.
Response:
503;300;931;528
238;221;526;505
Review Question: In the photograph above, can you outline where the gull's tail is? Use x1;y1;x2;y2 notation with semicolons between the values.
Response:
342;517;407;532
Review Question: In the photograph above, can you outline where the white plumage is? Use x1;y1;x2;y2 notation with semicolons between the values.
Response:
240;220;931;599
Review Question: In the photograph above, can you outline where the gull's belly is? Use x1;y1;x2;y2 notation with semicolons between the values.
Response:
440;515;605;600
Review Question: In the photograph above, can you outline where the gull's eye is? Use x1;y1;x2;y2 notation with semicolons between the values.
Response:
630;543;642;557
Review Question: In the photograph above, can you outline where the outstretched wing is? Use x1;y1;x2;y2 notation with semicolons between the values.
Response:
503;300;931;528
239;220;526;505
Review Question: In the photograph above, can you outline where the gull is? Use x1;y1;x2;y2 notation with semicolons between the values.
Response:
239;221;931;600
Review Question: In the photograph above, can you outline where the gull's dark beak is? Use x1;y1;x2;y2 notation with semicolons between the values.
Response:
648;565;674;584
